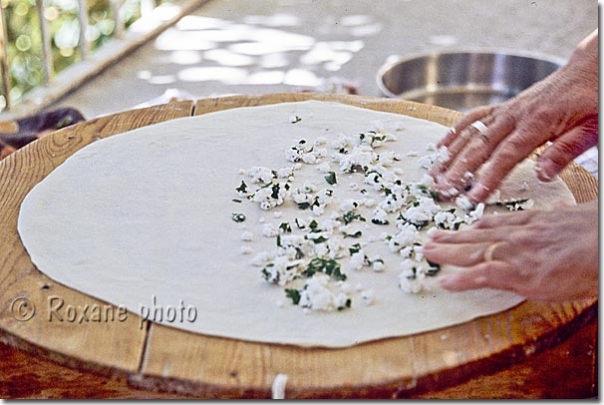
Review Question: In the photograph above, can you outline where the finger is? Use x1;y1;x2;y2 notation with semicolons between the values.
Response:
438;261;513;292
435;114;515;199
430;108;494;180
423;242;493;267
426;228;494;244
536;121;598;181
435;127;460;151
466;124;544;202
471;210;534;229
429;126;477;180
442;115;497;165
437;106;493;149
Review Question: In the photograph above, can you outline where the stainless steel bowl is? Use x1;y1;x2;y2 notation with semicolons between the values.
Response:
377;51;564;111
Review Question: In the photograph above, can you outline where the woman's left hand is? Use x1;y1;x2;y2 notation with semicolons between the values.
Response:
422;200;598;302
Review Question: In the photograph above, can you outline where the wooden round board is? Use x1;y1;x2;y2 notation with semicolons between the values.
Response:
0;93;598;398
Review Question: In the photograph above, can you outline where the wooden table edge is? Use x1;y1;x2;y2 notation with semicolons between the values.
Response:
0;94;598;399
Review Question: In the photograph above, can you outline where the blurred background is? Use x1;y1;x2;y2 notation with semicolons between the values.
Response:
0;0;597;118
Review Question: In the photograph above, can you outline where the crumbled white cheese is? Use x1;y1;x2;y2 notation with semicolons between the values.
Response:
317;162;331;173
262;223;279;238
361;289;375;305
234;117;536;306
349;252;366;271
246;166;274;184
371;260;385;272
240;231;253;241
251;251;272;267
455;195;474;211
298;274;351;311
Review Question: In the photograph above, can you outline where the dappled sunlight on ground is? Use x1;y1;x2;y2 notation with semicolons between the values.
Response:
55;0;595;121
140;11;377;91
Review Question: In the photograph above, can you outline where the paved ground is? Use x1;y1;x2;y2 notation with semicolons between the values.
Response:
54;0;597;118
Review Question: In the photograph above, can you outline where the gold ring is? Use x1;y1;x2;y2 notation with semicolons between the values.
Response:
483;243;499;262
470;120;488;135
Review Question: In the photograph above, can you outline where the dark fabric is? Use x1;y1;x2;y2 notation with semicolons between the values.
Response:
0;108;85;159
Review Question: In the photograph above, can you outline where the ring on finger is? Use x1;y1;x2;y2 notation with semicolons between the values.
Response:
483;242;500;262
470;120;489;140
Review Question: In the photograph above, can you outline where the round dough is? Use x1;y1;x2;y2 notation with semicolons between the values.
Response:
18;101;574;347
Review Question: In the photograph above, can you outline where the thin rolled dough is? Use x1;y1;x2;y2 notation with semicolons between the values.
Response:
18;101;575;347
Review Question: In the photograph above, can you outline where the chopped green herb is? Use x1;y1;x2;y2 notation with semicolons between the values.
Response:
348;164;364;173
310;236;328;244
343;230;363;239
235;180;248;194
426;260;441;276
285;288;301;305
324;171;337;185
261;263;277;283
495;198;531;211
279;222;292;233
406;267;417;280
271;183;281;199
231;213;246;223
397;213;429;230
342;210;366;225
416;184;441;201
337;299;352;311
232;198;242;203
371;218;389;225
291;116;302;124
370;134;387;146
349;243;362;255
302;258;347;281
298;202;311;210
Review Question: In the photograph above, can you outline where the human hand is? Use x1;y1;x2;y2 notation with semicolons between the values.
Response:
430;30;598;203
422;200;598;302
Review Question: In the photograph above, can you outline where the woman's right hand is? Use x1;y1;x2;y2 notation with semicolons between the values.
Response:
429;29;599;203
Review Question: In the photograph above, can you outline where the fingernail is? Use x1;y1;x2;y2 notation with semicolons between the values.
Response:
467;181;488;202
426;228;439;239
536;159;555;181
438;275;454;288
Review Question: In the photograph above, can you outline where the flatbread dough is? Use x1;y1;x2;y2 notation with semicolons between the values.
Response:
18;101;575;347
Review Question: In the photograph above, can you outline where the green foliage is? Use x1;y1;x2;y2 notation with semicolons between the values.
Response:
1;0;157;108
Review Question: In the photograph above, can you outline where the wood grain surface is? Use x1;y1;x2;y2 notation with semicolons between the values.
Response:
0;94;598;398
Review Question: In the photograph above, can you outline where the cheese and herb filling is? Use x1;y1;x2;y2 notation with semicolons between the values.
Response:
232;116;534;312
